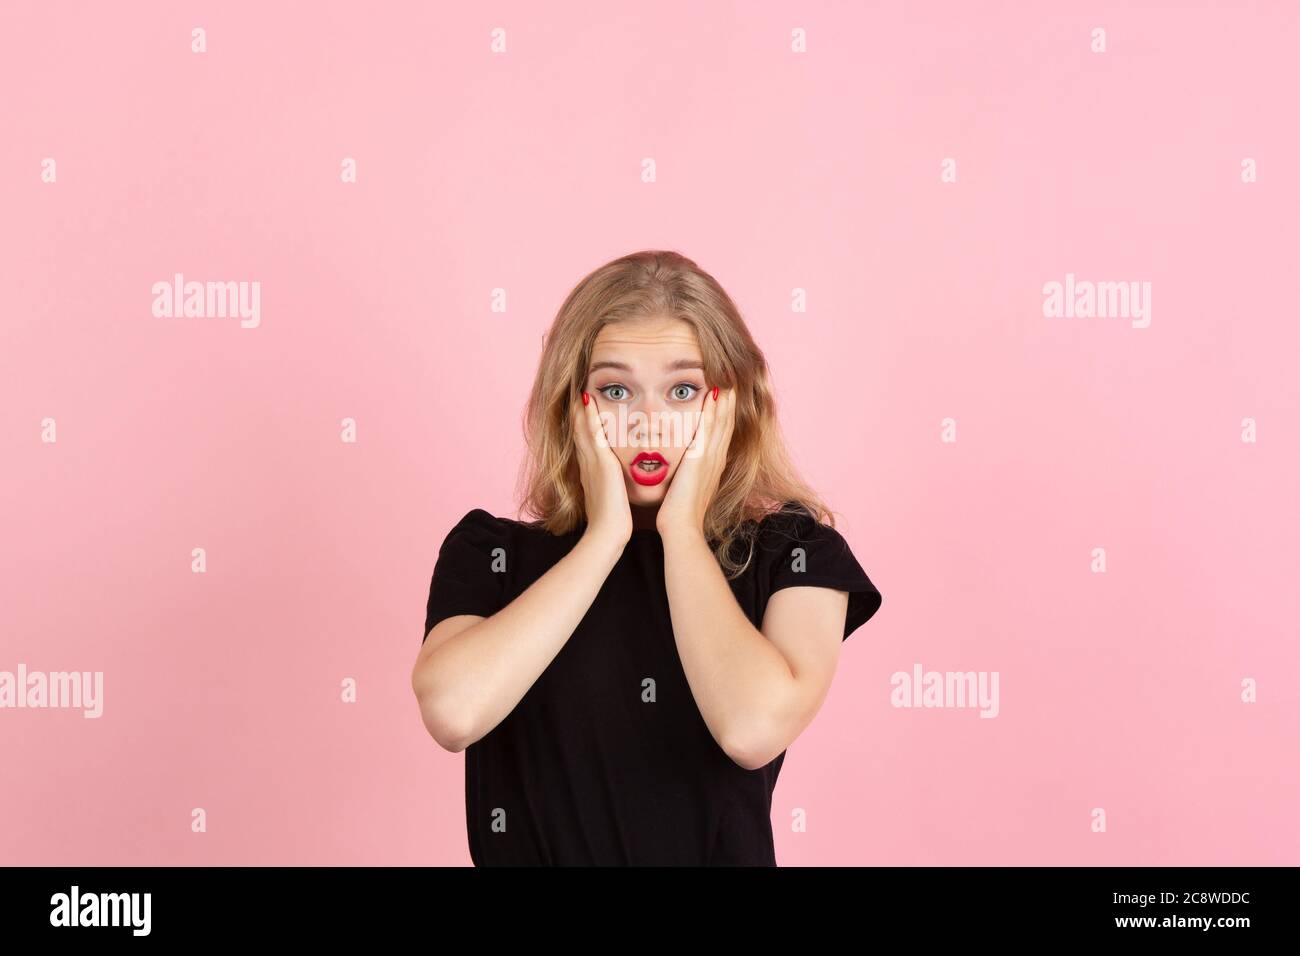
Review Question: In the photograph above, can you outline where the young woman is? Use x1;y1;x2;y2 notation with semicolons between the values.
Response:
411;250;883;866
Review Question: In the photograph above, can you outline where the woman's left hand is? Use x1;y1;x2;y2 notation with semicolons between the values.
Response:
656;386;736;538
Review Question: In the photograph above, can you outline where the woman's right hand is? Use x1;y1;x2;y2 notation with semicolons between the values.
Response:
572;390;632;548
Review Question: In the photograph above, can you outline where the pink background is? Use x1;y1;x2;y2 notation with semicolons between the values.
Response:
2;1;1297;866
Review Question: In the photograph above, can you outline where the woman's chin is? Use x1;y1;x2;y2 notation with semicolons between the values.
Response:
626;480;668;505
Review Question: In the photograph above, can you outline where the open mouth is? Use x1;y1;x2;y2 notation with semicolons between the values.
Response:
629;451;669;486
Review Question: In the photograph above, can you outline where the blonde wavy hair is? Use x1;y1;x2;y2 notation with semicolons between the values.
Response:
514;249;835;579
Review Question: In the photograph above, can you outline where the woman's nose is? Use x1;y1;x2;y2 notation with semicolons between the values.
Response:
630;397;669;447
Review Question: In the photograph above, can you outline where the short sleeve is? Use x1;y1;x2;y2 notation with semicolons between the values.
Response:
422;508;512;643
763;509;883;641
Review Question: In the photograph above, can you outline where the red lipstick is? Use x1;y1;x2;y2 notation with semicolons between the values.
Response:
629;451;669;486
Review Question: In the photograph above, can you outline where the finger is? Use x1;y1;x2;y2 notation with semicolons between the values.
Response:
676;394;703;455
716;387;737;451
688;389;716;458
572;392;595;462
584;388;614;451
702;386;729;457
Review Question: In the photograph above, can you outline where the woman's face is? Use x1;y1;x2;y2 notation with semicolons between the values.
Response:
584;316;711;507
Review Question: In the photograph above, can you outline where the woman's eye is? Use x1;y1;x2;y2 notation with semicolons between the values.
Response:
601;384;629;401
670;383;699;401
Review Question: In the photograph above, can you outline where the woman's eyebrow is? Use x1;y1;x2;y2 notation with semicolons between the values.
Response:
588;359;704;374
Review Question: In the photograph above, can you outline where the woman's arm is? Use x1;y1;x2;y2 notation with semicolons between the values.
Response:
662;527;847;770
656;387;846;769
411;527;625;752
412;391;632;752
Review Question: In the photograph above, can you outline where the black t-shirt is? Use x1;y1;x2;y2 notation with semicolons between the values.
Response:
421;504;883;866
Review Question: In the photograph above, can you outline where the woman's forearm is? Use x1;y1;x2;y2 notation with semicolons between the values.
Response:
413;529;625;749
661;526;798;768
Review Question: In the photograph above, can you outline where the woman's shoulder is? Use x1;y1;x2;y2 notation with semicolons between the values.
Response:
719;500;838;570
442;507;558;545
748;500;834;546
746;501;883;640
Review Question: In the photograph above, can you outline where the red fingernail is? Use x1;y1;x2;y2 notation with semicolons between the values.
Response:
711;386;719;401
582;391;590;406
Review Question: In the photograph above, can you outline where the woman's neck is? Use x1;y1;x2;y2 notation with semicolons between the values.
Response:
630;503;659;532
